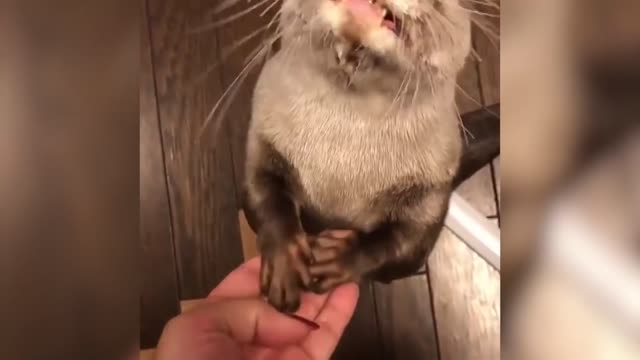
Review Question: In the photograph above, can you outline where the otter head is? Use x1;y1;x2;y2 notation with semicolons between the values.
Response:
279;0;474;96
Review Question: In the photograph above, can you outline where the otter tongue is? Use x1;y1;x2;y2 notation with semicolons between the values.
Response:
343;0;384;28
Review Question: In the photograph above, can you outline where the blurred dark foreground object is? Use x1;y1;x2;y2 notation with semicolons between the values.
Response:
0;1;138;359
501;0;640;357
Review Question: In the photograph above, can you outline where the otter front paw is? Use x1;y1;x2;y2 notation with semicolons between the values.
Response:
259;230;312;313
308;230;362;294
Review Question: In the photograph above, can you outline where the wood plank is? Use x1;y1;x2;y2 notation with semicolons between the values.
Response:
215;1;277;205
456;54;484;115
140;0;180;349
431;36;501;354
428;230;500;360
429;157;500;359
333;282;385;360
460;104;500;146
239;210;259;260
473;1;500;106
373;275;440;360
147;0;244;299
457;165;497;219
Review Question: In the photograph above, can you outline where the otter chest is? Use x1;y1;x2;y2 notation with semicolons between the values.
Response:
269;104;451;224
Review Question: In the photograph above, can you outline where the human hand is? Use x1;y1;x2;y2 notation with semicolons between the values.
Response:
155;257;359;360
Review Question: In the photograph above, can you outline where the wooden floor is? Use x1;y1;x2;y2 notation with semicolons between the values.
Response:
141;0;500;358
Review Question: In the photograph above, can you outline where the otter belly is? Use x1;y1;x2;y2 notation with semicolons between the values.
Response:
266;104;459;231
253;55;462;230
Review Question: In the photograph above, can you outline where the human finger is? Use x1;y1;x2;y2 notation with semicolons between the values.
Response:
302;283;359;359
190;298;317;347
208;257;261;300
295;291;329;322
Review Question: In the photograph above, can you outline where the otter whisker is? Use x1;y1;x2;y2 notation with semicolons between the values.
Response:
429;7;460;48
198;36;276;140
424;13;444;54
347;61;362;87
386;69;410;116
223;23;274;58
471;17;499;41
241;30;281;68
191;14;280;86
425;64;436;98
260;0;281;17
400;70;413;104
462;0;500;12
400;12;407;41
410;71;421;110
468;46;482;62
210;0;244;15
455;82;484;110
456;101;475;145
191;0;273;33
457;7;500;18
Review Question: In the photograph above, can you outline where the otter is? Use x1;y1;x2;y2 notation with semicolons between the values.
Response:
241;0;490;312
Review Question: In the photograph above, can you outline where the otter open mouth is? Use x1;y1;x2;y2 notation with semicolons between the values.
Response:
379;1;401;34
336;0;402;36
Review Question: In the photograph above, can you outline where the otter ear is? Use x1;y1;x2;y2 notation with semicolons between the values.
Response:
453;104;500;188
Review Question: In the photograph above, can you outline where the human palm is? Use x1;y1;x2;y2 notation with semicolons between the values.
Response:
156;257;359;360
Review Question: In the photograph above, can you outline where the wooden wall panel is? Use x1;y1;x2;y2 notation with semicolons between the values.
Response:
429;3;501;357
140;0;180;348
332;282;385;360
456;55;484;115
214;1;278;204
374;276;440;360
428;229;501;360
147;0;244;299
474;0;500;106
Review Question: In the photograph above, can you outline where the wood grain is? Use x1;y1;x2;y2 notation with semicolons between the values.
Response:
428;164;500;360
460;104;500;146
332;282;385;360
428;229;500;360
214;1;277;205
456;54;484;115
238;210;259;260
458;165;497;218
373;276;440;360
428;4;501;356
147;0;244;299
473;1;500;106
140;0;180;349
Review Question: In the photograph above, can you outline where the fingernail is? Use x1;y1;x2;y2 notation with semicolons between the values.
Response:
287;313;320;330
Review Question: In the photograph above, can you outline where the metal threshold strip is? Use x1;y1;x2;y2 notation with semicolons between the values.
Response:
445;192;501;271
